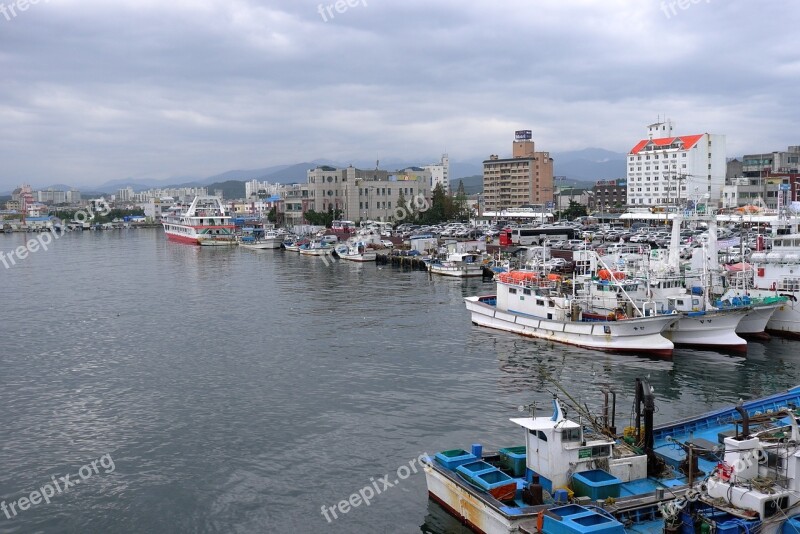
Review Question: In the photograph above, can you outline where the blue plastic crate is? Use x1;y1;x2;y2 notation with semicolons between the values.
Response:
544;505;625;534
498;446;527;477
434;449;477;470
455;461;497;478
571;470;621;501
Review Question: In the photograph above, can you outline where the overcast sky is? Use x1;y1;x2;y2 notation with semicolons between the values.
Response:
1;0;798;190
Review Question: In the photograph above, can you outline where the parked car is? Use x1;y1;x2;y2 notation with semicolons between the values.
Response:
381;239;394;248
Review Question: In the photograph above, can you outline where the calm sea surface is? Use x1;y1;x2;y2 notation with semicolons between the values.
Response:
2;228;800;533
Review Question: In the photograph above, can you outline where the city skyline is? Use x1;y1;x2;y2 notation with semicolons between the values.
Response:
2;1;798;190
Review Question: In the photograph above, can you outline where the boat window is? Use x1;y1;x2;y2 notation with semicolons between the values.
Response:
523;289;532;296
549;301;555;308
528;430;548;442
509;288;517;294
591;445;610;457
781;279;800;291
562;428;581;442
537;300;544;306
692;299;700;306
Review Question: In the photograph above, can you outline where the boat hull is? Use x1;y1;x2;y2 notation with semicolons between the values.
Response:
259;237;284;249
338;252;377;262
424;464;526;534
197;236;237;246
660;309;748;353
299;248;333;256
430;265;484;278
239;242;276;250
165;232;203;245
465;296;675;358
735;303;782;338
749;289;800;338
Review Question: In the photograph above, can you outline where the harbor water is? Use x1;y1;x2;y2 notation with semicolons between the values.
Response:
2;229;800;533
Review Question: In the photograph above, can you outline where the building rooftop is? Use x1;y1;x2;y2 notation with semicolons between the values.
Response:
629;134;704;155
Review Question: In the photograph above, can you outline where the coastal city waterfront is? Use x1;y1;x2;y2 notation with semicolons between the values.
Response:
2;228;800;532
4;2;800;532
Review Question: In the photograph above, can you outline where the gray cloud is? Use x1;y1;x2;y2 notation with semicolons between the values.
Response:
1;0;798;189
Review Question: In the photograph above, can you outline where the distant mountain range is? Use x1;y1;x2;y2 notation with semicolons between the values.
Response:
3;148;628;196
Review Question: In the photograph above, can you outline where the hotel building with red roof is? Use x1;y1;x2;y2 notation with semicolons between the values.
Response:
626;119;726;209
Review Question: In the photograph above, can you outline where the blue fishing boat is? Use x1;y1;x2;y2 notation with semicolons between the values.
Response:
424;379;800;534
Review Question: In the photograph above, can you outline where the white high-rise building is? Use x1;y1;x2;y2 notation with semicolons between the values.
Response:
245;179;278;198
626;120;726;207
424;153;450;194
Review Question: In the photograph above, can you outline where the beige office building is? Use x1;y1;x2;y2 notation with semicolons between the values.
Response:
483;131;554;212
306;165;431;222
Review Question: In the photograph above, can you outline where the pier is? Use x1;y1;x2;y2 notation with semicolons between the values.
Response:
376;253;429;271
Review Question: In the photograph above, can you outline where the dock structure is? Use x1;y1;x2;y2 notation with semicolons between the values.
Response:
376;253;429;271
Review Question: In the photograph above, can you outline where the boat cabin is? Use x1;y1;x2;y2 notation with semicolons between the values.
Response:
666;294;703;313
510;399;646;493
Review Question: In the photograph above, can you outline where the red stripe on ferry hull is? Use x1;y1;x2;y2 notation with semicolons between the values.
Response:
164;232;201;245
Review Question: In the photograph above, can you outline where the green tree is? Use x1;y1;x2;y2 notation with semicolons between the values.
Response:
396;190;408;222
267;207;277;223
561;200;588;221
304;207;342;227
453;180;468;221
421;183;448;224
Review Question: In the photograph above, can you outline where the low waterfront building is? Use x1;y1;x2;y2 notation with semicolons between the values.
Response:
722;146;800;210
591;179;627;212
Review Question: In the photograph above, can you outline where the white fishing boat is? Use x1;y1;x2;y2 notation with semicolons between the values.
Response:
465;269;676;358
298;240;334;256
161;196;236;246
429;252;485;278
747;227;800;337
334;241;377;262
591;216;753;352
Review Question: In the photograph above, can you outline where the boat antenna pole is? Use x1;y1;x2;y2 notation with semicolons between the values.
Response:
634;377;662;476
543;371;607;436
